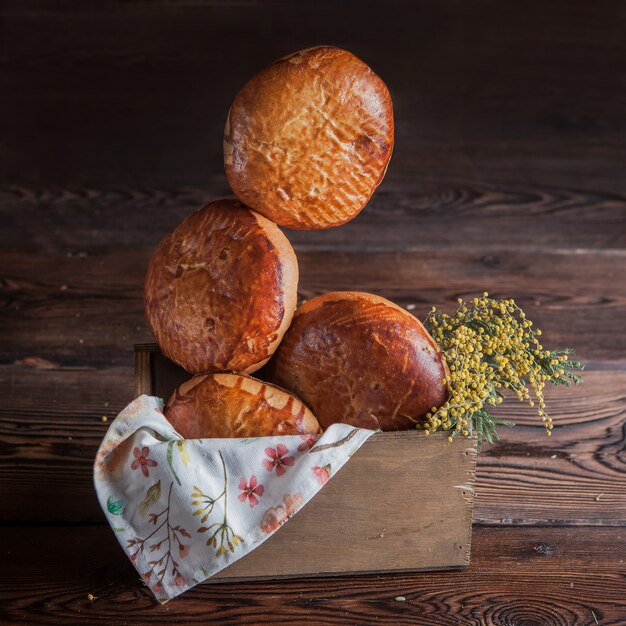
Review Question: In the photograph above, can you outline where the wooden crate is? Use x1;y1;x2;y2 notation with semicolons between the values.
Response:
134;344;477;581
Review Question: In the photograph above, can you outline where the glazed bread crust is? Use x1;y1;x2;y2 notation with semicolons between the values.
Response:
165;373;321;438
225;46;394;230
271;292;448;431
144;199;298;374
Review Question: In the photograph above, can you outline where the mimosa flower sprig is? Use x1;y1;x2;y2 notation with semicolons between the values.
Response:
423;294;584;449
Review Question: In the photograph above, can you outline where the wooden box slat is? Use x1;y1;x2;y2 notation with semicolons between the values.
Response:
134;344;477;581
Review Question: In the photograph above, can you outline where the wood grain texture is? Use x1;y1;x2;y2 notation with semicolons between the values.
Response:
2;1;625;193
3;247;625;364
1;364;623;525
134;350;151;399
1;525;625;625
2;185;626;253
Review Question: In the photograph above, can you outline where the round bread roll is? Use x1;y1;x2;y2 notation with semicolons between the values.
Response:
165;373;321;438
224;46;394;230
144;199;298;374
270;292;448;431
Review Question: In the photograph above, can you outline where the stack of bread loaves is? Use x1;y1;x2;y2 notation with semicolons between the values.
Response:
144;46;448;438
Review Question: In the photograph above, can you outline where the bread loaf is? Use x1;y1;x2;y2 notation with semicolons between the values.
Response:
270;292;448;431
144;199;298;374
165;373;321;438
224;46;394;230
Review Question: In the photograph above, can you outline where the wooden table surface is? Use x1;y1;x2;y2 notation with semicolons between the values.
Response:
2;1;625;624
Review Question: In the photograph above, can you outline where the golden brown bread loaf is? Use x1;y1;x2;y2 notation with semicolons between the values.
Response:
224;46;394;230
165;373;321;438
270;292;448;431
144;199;298;374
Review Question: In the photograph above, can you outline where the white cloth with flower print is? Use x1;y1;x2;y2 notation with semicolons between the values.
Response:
93;395;374;602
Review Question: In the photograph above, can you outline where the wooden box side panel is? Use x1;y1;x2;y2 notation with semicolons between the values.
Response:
133;344;477;580
134;343;190;400
216;431;476;580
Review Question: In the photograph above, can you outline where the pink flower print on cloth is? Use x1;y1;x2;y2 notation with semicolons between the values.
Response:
312;464;332;485
262;444;295;476
259;494;303;533
130;446;157;477
297;434;319;451
238;475;265;508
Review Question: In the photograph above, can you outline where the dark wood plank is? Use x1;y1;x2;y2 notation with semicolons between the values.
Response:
2;1;625;193
1;525;624;625
2;364;624;525
2;185;626;253
0;364;130;523
2;247;625;364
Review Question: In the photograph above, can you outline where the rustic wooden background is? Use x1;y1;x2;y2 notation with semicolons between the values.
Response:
2;1;626;624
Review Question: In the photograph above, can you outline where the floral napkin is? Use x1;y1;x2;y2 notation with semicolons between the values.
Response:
93;395;374;602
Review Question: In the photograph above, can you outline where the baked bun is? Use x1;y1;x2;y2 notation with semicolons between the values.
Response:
224;46;394;230
165;373;321;438
270;292;448;431
144;199;298;374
